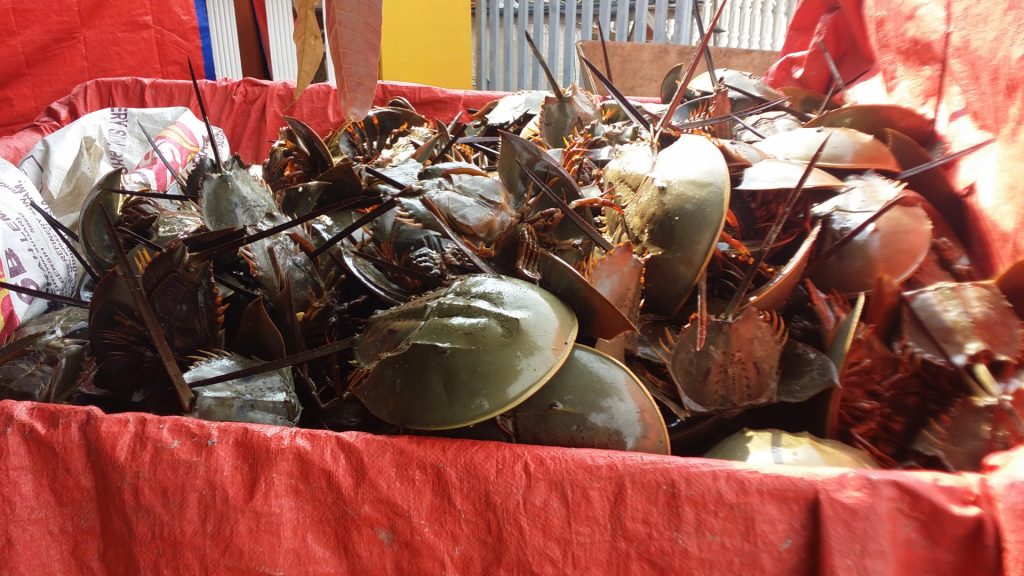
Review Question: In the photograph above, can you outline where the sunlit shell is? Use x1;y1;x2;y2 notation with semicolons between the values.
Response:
752;127;901;172
735;159;845;192
706;429;879;468
804;104;936;147
688;68;785;103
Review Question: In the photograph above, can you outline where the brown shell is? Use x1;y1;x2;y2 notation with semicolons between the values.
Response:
752;127;901;172
804;104;936;148
669;306;787;415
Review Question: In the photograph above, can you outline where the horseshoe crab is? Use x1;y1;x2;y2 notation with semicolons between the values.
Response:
706;429;879;468
669;306;787;415
753;127;901;173
503;344;670;454
352;274;578;429
803;104;936;148
608;135;730;316
810;174;933;294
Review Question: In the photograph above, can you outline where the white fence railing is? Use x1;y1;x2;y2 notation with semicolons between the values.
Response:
205;0;244;79
204;0;333;82
473;0;798;92
262;0;338;83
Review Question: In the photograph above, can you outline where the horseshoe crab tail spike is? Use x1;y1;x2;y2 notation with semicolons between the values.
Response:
188;58;224;172
138;121;188;190
524;31;564;99
595;19;613;83
725;135;830;319
691;0;718;86
0;280;89;309
655;0;729;141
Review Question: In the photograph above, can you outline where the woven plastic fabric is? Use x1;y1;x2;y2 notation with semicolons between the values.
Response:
0;400;1005;575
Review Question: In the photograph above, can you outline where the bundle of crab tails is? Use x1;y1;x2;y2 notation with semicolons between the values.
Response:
4;47;1021;473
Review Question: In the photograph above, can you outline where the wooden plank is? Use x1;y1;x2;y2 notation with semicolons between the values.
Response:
581;0;595;42
489;0;500;89
576;39;779;97
633;0;649;43
739;0;752;49
673;0;692;44
548;0;562;87
615;0;629;41
599;0;613;43
265;0;298;80
653;0;669;44
474;0;486;88
504;0;514;90
207;0;243;79
774;0;794;51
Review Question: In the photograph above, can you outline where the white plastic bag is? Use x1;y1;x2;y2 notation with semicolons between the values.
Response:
0;159;78;340
19;107;229;226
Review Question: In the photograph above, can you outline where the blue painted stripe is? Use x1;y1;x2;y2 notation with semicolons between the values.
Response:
193;0;217;79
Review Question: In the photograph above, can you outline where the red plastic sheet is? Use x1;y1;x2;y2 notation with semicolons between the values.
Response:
986;450;1024;576
0;400;1004;575
0;78;504;167
0;0;206;137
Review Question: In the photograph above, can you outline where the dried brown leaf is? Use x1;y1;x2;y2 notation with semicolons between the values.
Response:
293;0;325;100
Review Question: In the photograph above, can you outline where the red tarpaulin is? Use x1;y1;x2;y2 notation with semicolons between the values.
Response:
1;0;1024;573
0;400;1006;575
0;0;206;137
0;77;505;166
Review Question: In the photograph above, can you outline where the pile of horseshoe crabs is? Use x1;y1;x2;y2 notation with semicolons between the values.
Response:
3;61;1023;473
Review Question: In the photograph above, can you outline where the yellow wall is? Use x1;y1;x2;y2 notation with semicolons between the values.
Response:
380;0;473;89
